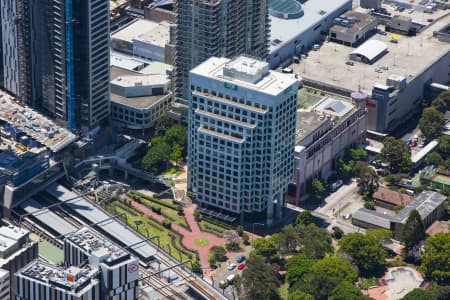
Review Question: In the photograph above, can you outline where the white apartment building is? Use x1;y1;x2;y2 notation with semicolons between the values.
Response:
188;56;299;224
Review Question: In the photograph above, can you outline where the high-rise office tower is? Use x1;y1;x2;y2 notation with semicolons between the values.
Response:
188;56;298;224
174;0;270;100
0;0;110;130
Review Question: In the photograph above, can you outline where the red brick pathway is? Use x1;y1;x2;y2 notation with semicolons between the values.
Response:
130;200;228;276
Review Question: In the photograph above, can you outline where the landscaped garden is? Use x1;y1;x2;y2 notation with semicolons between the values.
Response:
102;198;197;264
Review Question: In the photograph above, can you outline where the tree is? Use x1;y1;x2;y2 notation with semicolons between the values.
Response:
366;228;392;244
236;225;244;236
432;90;450;113
297;224;333;259
223;230;240;251
340;233;386;276
329;282;370;300
419;107;445;140
421;232;450;284
398;151;413;173
242;232;250;245
288;291;314;300
348;148;368;162
364;200;375;210
252;237;280;263
332;226;344;239
312;257;358;283
433;285;450;300
402;288;435;300
337;158;354;181
427;152;444;167
285;253;315;286
381;137;410;172
354;161;378;194
164;124;188;153
141;141;171;173
155;115;173;136
272;224;300;255
290;258;357;300
401;209;425;251
170;144;183;166
439;135;450;155
295;211;313;227
445;158;450;170
239;254;281;300
209;245;226;262
308;178;325;201
384;174;401;185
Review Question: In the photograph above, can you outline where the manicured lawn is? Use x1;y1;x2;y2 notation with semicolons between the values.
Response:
104;200;196;263
138;197;189;229
194;237;210;247
198;220;228;237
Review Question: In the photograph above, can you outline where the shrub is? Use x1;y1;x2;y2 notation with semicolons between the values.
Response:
151;206;162;214
162;219;172;229
242;232;250;245
364;200;376;210
236;225;244;237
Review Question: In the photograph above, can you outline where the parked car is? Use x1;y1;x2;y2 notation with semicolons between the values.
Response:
343;213;352;220
227;263;237;271
236;255;246;263
238;263;246;270
227;274;236;284
390;39;398;44
346;60;354;66
331;180;343;192
219;280;229;289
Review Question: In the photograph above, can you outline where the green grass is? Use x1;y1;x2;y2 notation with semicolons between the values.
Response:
39;241;63;264
278;283;289;300
137;197;190;229
194;237;210;247
433;174;450;186
198;220;228;237
104;200;197;263
164;166;183;176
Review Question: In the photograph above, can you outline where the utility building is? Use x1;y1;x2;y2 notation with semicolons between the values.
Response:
188;56;298;225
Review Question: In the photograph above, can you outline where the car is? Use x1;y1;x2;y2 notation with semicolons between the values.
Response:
377;30;387;36
219;280;229;289
238;263;246;270
227;263;237;271
331;180;343;192
390;39;398;44
343;213;352;220
282;67;293;74
227;274;235;284
427;18;434;22
375;67;383;73
236;255;246;263
346;61;354;66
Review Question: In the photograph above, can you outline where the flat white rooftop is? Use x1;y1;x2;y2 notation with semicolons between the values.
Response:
190;56;298;96
112;19;170;48
111;74;169;88
270;0;351;52
293;13;450;93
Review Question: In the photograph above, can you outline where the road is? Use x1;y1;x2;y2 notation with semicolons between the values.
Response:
287;181;365;234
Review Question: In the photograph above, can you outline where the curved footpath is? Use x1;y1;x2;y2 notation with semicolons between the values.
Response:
130;200;228;276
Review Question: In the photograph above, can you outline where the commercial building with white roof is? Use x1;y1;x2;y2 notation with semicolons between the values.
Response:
188;56;299;224
268;0;352;68
111;19;171;63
